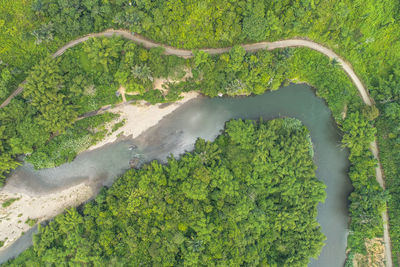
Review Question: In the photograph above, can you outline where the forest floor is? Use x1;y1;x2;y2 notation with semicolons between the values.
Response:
0;29;392;265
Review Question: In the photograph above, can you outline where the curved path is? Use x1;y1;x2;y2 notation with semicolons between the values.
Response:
0;29;392;266
2;29;372;108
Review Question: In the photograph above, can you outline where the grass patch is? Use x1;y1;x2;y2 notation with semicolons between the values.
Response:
111;119;126;132
25;218;38;227
2;198;20;208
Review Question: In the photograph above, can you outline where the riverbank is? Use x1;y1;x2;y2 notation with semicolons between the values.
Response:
0;85;353;266
0;91;199;252
88;91;199;151
0;183;93;250
0;29;391;265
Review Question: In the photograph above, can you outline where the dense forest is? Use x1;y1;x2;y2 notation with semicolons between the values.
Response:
186;46;386;258
0;38;386;265
5;118;326;266
0;37;187;179
1;0;399;264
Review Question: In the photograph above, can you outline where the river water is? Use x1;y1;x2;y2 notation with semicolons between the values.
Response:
0;84;352;266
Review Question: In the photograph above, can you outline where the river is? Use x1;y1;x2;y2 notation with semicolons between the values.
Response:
0;84;352;266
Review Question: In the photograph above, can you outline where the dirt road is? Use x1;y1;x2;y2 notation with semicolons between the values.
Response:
0;29;392;267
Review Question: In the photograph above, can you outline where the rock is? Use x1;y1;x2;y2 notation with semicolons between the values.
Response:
128;145;137;150
129;158;140;168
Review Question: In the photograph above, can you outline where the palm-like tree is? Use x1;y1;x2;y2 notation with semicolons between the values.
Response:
131;64;153;81
225;79;245;94
331;58;339;67
32;23;54;45
195;139;222;167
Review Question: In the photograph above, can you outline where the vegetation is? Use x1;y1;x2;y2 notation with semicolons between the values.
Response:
2;197;20;208
24;218;37;227
183;46;386;256
377;108;400;259
0;37;186;183
5;118;326;266
1;0;399;263
111;119;125;133
0;40;388;261
26;112;119;169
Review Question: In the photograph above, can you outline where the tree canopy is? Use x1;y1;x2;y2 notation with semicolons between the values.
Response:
1;0;399;261
5;118;326;266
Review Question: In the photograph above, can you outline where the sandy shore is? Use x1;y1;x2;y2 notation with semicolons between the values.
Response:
0;183;93;250
0;91;199;252
88;91;199;151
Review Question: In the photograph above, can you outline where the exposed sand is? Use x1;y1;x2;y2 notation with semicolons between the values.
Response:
0;89;199;252
0;183;93;250
88;91;199;151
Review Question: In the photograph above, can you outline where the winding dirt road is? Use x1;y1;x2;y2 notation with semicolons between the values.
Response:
1;29;372;108
0;29;392;266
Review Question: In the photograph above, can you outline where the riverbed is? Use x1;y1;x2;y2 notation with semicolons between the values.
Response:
0;84;352;266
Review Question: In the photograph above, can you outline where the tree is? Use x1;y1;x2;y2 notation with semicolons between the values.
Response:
384;102;400;120
32;23;54;44
228;45;246;73
0;67;12;99
7;119;325;266
83;37;124;73
242;1;267;41
131;64;153;81
23;57;77;134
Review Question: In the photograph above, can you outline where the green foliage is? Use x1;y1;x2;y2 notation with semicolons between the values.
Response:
111;119;125;133
0;0;50;68
0;67;13;100
242;1;267;41
2;0;400;262
34;0;114;39
142;89;164;105
25;218;38;227
376;98;400;262
31;22;54;45
287;48;359;120
27;112;118;169
341;112;376;158
6;119;325;266
190;48;287;97
0;40;386;262
189;46;388;257
340;112;387;253
0;151;20;187
23;57;78;134
0;36;187;183
2;197;20;208
83;37;124;73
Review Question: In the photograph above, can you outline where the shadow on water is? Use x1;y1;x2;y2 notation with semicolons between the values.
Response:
0;84;352;266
